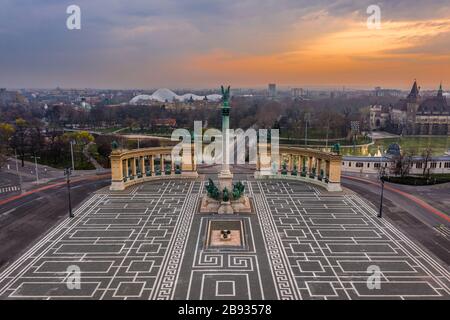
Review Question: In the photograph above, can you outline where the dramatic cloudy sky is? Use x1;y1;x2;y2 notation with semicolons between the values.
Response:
1;0;450;89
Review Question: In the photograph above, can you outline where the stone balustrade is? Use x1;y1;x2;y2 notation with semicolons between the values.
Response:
110;144;342;192
110;145;198;191
255;145;343;192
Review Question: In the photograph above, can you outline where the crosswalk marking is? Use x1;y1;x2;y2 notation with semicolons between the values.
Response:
434;225;450;238
0;186;20;194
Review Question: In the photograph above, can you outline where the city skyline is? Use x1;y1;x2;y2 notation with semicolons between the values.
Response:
1;1;450;89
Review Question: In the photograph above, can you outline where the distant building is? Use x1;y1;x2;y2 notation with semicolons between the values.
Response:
0;88;28;105
369;80;450;135
342;155;450;175
151;118;177;129
291;88;303;99
78;97;92;111
268;83;277;98
374;87;402;97
370;104;391;130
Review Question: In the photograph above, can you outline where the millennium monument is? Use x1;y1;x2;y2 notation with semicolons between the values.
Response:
200;85;252;214
3;85;448;300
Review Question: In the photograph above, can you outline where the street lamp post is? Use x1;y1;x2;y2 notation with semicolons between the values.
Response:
14;149;23;194
32;155;40;184
70;141;75;171
64;167;74;218
378;177;385;218
378;167;385;218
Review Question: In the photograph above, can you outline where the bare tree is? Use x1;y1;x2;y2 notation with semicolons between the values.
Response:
421;148;433;179
390;151;413;178
10;118;29;167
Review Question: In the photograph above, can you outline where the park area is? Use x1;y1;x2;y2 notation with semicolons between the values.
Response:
342;136;450;157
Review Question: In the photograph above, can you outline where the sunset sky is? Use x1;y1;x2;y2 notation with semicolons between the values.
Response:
1;0;450;90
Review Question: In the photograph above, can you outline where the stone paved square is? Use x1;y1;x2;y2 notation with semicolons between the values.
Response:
0;180;448;300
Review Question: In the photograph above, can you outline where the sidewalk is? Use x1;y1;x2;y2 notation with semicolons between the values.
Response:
369;131;400;139
0;158;109;199
342;171;450;216
83;142;104;171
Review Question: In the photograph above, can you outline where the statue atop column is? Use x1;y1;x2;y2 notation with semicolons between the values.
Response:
221;85;231;108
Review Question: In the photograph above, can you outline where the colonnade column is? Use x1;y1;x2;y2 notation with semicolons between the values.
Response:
131;157;137;177
308;156;313;174
326;160;330;180
317;158;322;178
192;148;197;171
278;154;282;173
171;155;175;175
140;157;145;177
122;159;127;179
151;155;155;174
159;154;164;175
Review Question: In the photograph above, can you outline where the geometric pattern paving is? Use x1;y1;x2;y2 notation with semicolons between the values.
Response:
0;180;448;300
251;181;450;300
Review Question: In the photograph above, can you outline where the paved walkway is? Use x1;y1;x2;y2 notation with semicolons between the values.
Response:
369;131;400;139
0;180;448;299
83;142;104;171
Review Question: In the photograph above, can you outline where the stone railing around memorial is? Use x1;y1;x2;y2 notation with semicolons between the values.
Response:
255;145;343;192
110;146;198;191
110;145;342;192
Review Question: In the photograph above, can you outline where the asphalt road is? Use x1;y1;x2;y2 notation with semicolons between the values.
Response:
342;175;450;265
0;176;110;271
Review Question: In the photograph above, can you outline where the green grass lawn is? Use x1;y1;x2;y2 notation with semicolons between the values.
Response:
26;152;95;170
281;137;371;146
341;136;450;156
385;174;450;186
370;136;450;156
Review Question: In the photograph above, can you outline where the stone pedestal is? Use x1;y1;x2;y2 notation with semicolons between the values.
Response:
231;196;252;213
200;196;220;213
218;201;234;214
218;170;233;191
200;194;252;214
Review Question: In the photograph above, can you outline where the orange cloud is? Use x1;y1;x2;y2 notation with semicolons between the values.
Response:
182;17;450;88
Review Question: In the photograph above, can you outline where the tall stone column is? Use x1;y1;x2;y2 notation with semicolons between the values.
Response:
218;85;233;192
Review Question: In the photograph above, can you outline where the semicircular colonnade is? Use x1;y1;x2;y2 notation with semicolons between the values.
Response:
110;144;342;192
